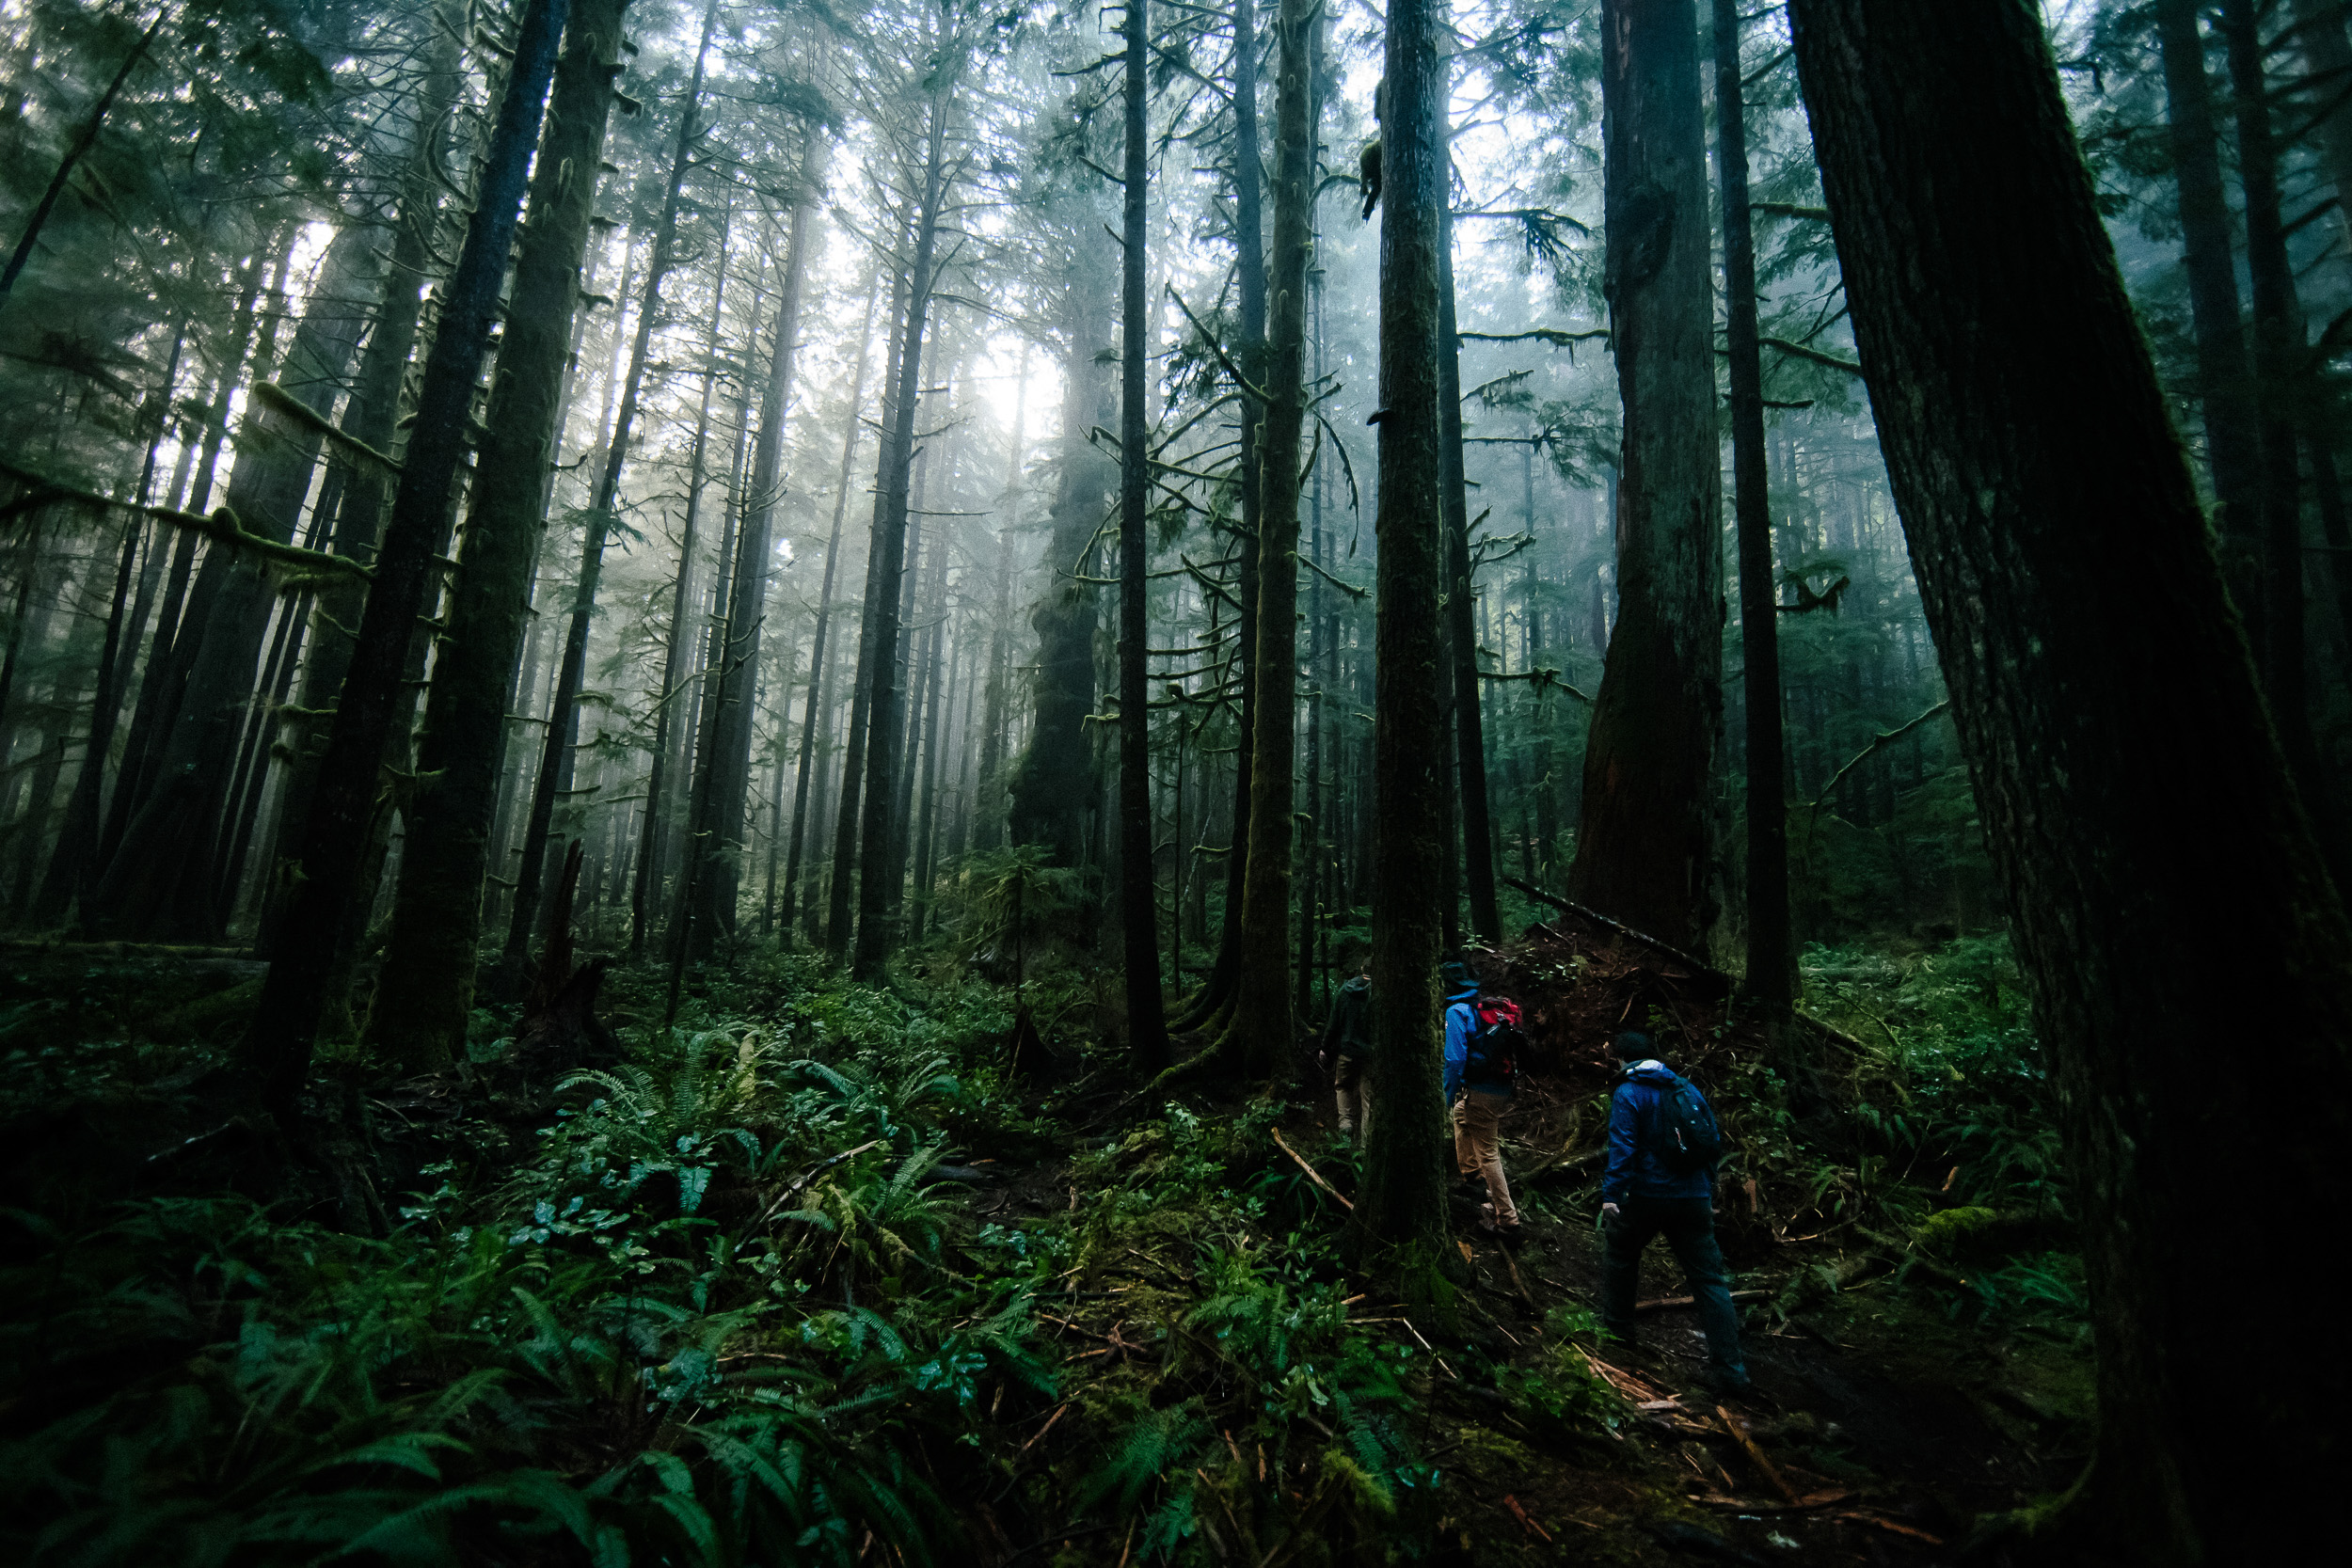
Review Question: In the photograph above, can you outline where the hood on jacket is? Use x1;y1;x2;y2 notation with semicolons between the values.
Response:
1338;975;1371;996
1622;1060;1677;1085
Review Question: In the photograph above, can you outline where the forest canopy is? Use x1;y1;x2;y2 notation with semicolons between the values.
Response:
2;1;2345;1564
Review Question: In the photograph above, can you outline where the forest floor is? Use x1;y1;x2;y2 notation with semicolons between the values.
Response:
0;911;2089;1566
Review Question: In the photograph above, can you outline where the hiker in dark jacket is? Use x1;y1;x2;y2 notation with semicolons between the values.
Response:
1320;940;1374;1140
1598;1030;1750;1393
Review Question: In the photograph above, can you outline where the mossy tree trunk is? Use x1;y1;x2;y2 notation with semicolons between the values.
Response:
1788;2;2352;1558
1353;0;1458;1303
364;0;630;1071
242;0;573;1108
1567;0;1724;956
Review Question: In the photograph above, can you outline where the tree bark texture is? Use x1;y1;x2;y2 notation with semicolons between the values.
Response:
1228;0;1315;1081
240;0;572;1107
1120;0;1170;1069
365;0;629;1069
511;6;715;985
1354;0;1457;1295
1711;0;1793;1016
1567;0;1724;956
1788;3;2352;1559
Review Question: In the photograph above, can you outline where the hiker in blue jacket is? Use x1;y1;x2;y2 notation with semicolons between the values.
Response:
1442;960;1523;1247
1598;1030;1750;1393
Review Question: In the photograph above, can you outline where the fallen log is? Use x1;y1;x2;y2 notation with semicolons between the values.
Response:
1501;877;1734;990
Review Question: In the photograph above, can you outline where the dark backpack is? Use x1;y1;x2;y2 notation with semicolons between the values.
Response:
1644;1070;1724;1173
1463;997;1526;1088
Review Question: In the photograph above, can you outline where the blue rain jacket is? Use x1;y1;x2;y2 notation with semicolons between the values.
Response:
1603;1061;1715;1202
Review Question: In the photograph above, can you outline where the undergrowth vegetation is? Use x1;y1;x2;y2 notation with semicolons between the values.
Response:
0;929;2090;1563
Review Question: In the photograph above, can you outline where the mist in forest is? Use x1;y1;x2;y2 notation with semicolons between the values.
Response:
2;2;2345;1564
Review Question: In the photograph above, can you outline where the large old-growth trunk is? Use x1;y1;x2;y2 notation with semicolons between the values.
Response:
364;0;630;1070
1788;2;2352;1560
1005;255;1110;868
1118;0;1170;1069
1566;0;1724;955
241;0;573;1107
1226;0;1315;1081
1353;0;1455;1297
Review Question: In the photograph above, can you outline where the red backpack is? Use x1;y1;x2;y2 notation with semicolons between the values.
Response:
1464;996;1525;1088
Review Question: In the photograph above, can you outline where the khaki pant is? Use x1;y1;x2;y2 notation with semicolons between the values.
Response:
1332;1053;1371;1140
1452;1088;1519;1228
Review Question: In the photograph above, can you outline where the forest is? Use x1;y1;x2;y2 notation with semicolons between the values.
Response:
2;0;2344;1562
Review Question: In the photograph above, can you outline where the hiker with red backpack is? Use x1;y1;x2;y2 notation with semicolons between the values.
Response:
1597;1030;1752;1394
1441;960;1527;1249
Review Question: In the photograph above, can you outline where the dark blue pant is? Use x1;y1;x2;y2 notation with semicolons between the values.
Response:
1599;1196;1747;1382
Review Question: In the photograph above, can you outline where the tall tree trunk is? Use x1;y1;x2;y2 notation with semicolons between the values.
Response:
510;4;718;988
240;0;572;1108
259;0;466;960
851;87;953;979
632;200;736;958
1227;0;1314;1079
1788;4;2352;1560
973;344;1028;857
87;235;286;908
1119;0;1171;1067
1566;0;1724;955
2154;0;2264;622
783;271;879;942
1005;261;1108;868
694;127;823;954
1354;0;1457;1300
1438;201;1500;943
826;264;911;958
108;214;388;940
1712;0;1793;1016
1183;0;1269;1029
365;0;628;1068
2290;0;2352;280
2221;0;2346;877
35;322;184;923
